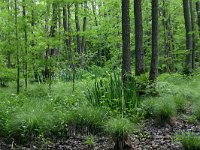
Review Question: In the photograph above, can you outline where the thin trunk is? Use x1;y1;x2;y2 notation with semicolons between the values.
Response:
189;0;195;69
134;0;145;76
183;0;193;74
81;2;87;67
23;0;28;90
75;3;81;55
67;3;72;60
162;0;173;72
14;0;20;94
92;2;98;26
149;0;159;81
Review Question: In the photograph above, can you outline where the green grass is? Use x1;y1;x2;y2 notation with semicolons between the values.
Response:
104;116;136;150
173;95;187;112
66;104;105;134
175;132;200;150
142;96;176;125
5;100;56;141
1;71;200;145
193;100;200;121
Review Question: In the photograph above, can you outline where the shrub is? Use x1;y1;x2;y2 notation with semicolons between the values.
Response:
5;100;55;143
86;73;137;112
104;117;136;150
173;95;187;112
183;115;197;124
84;135;96;148
153;98;176;125
66;105;105;135
175;132;200;150
193;101;200;120
141;98;156;118
0;68;15;87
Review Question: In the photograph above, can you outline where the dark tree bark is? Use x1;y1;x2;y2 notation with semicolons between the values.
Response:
63;3;72;61
44;3;58;80
122;0;131;82
81;1;87;67
14;0;20;94
75;3;81;54
149;0;159;81
189;0;195;69
134;0;145;76
196;1;200;35
161;0;173;72
23;0;28;90
183;0;193;74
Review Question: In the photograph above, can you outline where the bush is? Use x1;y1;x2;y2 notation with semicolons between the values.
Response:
84;135;96;148
141;98;156;118
5;100;55;143
183;115;197;124
173;95;187;112
104;116;136;150
142;97;176;125
175;132;200;150
66;105;105;135
86;73;137;112
153;98;176;125
0;68;15;87
193;101;200;120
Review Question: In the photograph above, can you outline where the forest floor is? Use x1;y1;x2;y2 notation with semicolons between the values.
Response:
1;73;200;150
1;116;199;150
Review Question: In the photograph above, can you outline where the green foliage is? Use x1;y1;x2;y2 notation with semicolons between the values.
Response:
66;104;105;134
0;68;15;87
104;116;135;139
141;98;156;118
193;100;200;121
84;135;96;147
173;95;187;112
175;132;200;150
5;100;55;142
142;97;176;125
104;116;136;150
86;72;137;114
183;115;197;124
153;98;176;125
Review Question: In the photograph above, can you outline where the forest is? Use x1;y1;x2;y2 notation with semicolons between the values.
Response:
0;0;200;149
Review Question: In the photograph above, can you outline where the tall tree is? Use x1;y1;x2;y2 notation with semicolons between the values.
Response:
189;0;195;69
161;0;174;72
134;0;145;76
183;0;193;74
14;0;20;94
22;0;28;90
196;1;200;35
81;1;88;67
149;0;159;81
122;0;131;82
75;3;81;57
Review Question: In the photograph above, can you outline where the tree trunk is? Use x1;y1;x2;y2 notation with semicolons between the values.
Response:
23;0;28;90
161;0;173;72
14;0;20;94
122;0;131;82
75;3;81;55
81;2;87;67
134;0;145;76
149;0;159;81
183;0;193;74
92;2;98;26
196;1;200;35
189;0;195;69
